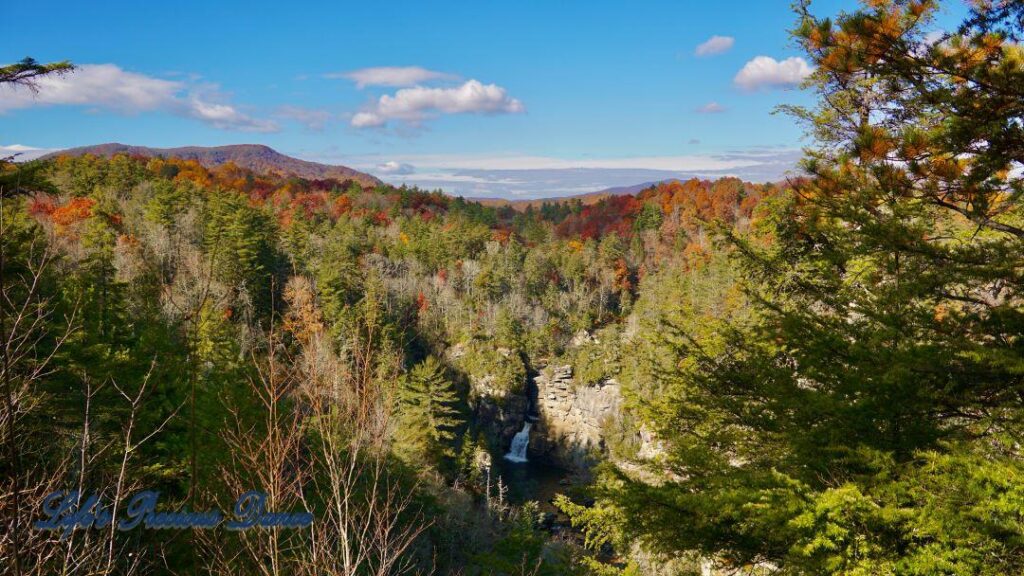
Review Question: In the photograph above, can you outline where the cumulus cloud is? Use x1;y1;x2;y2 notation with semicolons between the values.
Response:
331;66;456;88
734;56;813;91
0;64;178;112
277;105;333;130
695;35;735;56
0;63;278;132
351;79;524;128
376;161;415;175
696;101;726;113
185;97;278;132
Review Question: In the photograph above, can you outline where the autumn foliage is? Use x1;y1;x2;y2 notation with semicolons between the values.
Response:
553;177;776;243
47;197;95;226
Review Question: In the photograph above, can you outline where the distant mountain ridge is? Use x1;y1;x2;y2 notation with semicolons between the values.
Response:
594;178;685;197
42;143;381;187
472;178;687;210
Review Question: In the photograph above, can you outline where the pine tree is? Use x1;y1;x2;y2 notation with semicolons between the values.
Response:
395;356;463;464
202;190;279;312
582;1;1024;573
456;430;487;489
0;57;74;91
632;201;662;233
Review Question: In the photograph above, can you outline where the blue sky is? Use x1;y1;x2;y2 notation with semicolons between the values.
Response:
1;0;966;198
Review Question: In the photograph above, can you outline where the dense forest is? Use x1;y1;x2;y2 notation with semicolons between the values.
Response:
2;0;1023;574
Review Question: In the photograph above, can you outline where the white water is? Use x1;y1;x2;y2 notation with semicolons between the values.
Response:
503;422;531;463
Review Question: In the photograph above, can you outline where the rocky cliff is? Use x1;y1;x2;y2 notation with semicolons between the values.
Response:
452;336;640;470
471;373;530;448
529;365;623;469
447;343;530;450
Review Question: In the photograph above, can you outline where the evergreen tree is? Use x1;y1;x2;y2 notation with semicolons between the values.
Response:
578;1;1024;573
632;201;663;233
202;190;279;312
456;429;488;489
0;57;74;91
395;356;464;464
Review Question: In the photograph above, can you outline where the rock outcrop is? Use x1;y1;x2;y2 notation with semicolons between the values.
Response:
448;343;530;449
450;338;632;470
530;365;622;469
471;376;529;447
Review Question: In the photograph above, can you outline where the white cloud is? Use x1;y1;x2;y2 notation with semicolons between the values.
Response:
351;79;524;128
351;111;387;128
331;66;455;88
0;144;60;161
376;161;415;175
923;30;945;45
0;64;179;112
304;148;803;198
0;63;279;132
695;35;735;56
1;144;40;152
180;92;276;132
308;149;802;198
338;152;776;172
734;56;813;91
696;101;726;114
277;105;333;130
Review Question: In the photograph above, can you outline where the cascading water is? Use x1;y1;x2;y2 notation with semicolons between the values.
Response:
503;422;531;463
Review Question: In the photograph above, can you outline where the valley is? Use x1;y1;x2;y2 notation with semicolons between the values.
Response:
3;0;1023;574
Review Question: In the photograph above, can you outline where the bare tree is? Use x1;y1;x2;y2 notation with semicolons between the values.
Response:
0;189;77;576
206;278;430;575
103;363;183;574
302;394;428;576
293;276;430;576
205;317;310;576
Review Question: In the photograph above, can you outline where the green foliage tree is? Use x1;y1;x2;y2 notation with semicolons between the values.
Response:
0;160;58;198
456;429;488;489
143;179;189;229
395;356;464;464
470;501;568;576
576;1;1024;574
632;202;663;233
202;190;279;311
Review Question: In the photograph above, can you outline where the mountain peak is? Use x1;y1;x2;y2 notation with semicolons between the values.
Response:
42;143;380;187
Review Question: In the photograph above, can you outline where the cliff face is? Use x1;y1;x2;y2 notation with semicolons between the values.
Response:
447;343;530;450
456;358;623;469
451;338;635;470
470;373;530;447
530;365;622;469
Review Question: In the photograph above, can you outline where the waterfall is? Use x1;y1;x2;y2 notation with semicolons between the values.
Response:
503;422;531;463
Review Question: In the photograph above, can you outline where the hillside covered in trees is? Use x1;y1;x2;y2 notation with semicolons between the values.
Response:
1;142;777;574
40;143;382;188
2;0;1024;575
